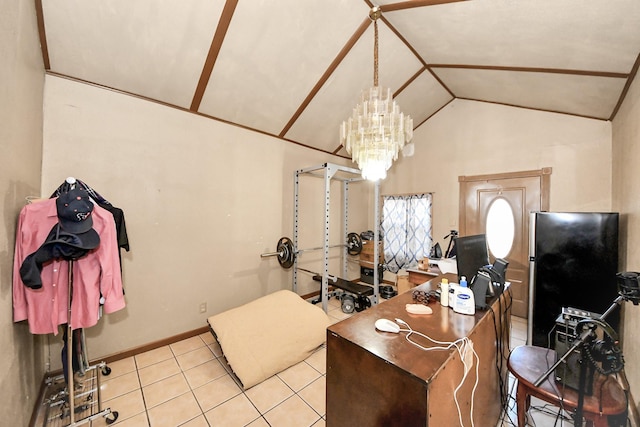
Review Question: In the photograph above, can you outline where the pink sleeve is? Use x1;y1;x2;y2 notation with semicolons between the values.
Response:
95;207;126;314
12;207;29;322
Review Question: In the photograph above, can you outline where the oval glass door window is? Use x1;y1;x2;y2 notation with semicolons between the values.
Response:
486;198;514;259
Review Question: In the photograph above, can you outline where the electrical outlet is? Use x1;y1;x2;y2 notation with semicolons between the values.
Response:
199;302;207;313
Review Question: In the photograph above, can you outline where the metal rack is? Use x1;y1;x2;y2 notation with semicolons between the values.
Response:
293;163;381;313
41;259;118;427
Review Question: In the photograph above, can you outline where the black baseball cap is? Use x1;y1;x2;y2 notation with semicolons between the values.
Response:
56;188;94;234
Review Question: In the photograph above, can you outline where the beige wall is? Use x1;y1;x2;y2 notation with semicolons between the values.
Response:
40;75;370;367
382;99;613;249
612;71;640;414
0;0;45;423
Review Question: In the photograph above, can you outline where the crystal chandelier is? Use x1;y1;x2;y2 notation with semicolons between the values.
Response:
340;6;413;181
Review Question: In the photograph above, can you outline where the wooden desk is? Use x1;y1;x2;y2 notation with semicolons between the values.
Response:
407;267;441;285
326;273;511;427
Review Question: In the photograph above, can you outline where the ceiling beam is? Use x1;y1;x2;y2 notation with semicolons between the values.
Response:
429;64;629;79
457;97;609;121
610;53;640;121
34;0;50;70
380;16;456;97
379;0;468;13
46;71;349;159
190;0;239;112
278;16;372;138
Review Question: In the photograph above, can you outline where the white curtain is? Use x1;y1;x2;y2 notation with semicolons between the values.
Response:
382;194;433;273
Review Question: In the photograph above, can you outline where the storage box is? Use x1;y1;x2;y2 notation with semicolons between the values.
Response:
360;240;383;265
396;271;411;294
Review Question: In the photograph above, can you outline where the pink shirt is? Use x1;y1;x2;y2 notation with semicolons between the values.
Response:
13;198;126;335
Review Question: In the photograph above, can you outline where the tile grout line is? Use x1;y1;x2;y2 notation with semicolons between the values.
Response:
101;315;527;427
132;350;152;427
174;344;209;427
175;341;262;426
275;368;325;423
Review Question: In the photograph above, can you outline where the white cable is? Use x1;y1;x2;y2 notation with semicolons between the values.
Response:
395;318;479;427
396;318;467;351
454;339;479;427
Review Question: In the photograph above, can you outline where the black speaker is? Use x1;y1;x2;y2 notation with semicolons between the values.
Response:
554;334;594;395
553;308;601;395
491;258;509;285
470;272;491;310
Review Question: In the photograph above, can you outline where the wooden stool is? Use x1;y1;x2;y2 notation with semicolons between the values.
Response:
507;345;626;427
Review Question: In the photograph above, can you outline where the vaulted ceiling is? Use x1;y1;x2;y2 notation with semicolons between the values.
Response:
36;0;640;158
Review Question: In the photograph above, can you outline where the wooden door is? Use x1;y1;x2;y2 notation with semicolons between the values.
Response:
459;169;551;318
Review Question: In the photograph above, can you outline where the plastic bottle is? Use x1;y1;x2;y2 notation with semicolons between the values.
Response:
440;278;449;307
453;276;475;315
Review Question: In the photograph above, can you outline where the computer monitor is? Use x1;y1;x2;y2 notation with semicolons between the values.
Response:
455;234;490;283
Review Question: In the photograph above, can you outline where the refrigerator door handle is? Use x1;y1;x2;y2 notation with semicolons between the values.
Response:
527;212;537;344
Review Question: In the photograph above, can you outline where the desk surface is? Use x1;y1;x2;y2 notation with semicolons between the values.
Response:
328;273;503;382
406;266;441;277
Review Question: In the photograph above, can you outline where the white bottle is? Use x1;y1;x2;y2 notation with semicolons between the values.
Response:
453;276;475;315
440;278;449;307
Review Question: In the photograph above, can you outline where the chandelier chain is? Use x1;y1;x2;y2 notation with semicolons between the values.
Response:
373;20;379;87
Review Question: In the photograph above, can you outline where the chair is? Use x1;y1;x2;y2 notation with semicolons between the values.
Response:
507;345;627;427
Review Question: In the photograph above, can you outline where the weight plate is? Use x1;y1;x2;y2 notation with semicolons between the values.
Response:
354;295;371;312
277;237;295;269
341;295;355;313
347;232;363;255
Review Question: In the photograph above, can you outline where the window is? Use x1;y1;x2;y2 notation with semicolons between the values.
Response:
485;197;515;258
381;193;433;273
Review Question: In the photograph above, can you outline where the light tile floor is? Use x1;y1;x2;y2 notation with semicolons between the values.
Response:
88;298;570;427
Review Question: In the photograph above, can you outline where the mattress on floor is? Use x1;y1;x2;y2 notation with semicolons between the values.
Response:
207;289;330;389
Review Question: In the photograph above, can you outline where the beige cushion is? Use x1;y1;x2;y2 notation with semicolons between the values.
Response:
207;290;330;389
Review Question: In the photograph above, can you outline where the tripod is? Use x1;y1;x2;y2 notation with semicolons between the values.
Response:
443;230;458;258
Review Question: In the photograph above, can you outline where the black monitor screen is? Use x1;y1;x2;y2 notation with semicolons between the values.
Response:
455;234;490;283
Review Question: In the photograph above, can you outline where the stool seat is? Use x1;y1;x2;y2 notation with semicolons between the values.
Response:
508;345;626;427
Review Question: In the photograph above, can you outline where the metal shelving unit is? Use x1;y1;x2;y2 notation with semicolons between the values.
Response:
293;163;381;313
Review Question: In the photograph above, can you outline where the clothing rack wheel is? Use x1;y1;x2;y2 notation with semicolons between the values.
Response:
41;364;119;426
104;409;119;425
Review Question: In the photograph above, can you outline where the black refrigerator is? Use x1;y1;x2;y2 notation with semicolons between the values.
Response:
528;212;619;347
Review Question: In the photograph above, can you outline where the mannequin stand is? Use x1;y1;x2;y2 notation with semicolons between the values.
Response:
41;259;118;426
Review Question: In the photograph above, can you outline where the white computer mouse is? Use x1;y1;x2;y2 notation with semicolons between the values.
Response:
375;318;400;333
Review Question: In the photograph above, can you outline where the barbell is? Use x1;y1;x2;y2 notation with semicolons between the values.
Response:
261;232;363;269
